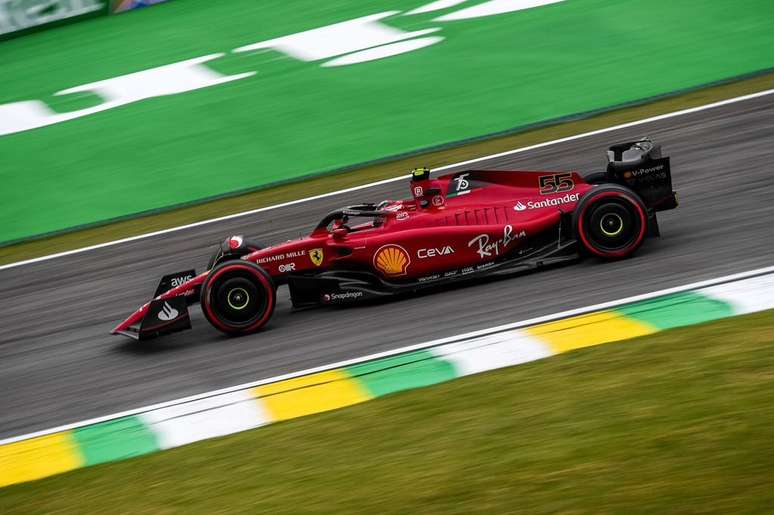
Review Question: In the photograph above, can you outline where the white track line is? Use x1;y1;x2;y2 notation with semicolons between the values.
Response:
2;264;773;445
2;88;773;272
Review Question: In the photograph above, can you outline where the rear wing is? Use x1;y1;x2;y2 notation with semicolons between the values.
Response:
606;139;678;212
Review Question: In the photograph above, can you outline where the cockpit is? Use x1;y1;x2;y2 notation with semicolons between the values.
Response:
312;203;392;237
311;168;442;237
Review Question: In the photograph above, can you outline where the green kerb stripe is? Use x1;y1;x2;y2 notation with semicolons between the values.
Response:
346;350;457;397
72;416;159;466
616;291;734;330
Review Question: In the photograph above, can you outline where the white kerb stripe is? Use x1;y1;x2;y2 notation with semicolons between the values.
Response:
139;390;270;450
700;273;774;315
1;87;772;272
432;329;553;376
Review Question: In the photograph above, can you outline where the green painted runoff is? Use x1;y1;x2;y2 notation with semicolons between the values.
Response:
2;0;773;243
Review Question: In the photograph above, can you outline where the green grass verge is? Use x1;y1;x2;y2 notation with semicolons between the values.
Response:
3;311;773;513
2;71;773;266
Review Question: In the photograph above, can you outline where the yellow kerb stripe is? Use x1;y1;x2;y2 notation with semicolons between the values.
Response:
0;432;83;487
527;310;657;354
253;369;371;421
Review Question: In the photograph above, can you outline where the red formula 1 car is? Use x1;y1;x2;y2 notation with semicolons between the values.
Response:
112;139;677;340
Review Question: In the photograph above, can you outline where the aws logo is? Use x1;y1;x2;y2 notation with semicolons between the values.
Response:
373;244;410;276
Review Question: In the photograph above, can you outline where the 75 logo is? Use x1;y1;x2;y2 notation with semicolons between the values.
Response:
539;173;574;195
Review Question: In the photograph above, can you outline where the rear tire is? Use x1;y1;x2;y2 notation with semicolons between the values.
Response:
201;261;276;335
574;185;648;259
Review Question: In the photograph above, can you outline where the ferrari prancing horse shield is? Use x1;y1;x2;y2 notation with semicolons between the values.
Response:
310;248;324;266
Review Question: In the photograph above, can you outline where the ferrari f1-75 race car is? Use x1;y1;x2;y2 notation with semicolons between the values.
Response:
112;139;677;340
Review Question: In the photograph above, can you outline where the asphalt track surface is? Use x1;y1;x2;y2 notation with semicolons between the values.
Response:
1;95;773;439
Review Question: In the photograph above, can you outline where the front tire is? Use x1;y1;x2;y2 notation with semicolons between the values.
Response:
574;185;648;259
201;261;276;335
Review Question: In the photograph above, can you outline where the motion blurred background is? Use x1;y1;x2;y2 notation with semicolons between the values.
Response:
1;1;773;512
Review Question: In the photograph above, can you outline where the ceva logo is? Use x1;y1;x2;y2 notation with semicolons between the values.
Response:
417;245;454;258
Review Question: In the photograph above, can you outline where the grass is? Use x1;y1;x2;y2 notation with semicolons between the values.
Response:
1;71;773;266
2;310;773;513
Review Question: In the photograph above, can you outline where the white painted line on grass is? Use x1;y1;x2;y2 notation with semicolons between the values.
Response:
2;264;772;445
2;87;773;272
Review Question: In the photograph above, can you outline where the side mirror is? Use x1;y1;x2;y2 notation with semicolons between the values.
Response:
332;228;348;239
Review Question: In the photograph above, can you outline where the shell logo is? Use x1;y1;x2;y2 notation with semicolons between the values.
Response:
373;244;410;276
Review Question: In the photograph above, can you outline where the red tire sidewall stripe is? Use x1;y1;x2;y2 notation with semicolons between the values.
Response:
578;191;647;258
203;264;275;333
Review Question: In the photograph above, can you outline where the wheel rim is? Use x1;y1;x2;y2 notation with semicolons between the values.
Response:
599;213;624;237
226;287;250;310
210;274;267;328
585;199;641;252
